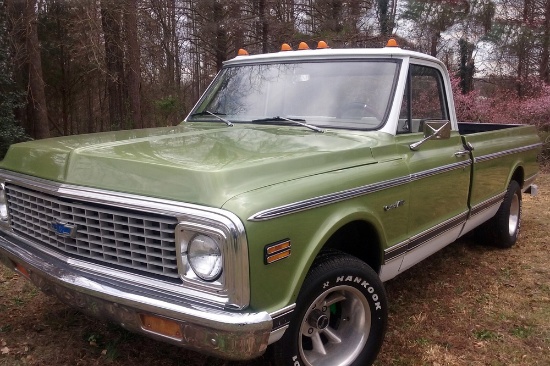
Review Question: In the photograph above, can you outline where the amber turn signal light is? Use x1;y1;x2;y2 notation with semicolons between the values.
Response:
140;313;183;340
15;263;31;279
265;240;291;264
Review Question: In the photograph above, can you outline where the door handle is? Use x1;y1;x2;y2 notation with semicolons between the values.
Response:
454;150;470;157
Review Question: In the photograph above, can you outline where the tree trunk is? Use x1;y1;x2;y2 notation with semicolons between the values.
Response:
124;0;142;129
540;0;550;83
213;1;226;72
377;0;395;37
190;2;201;101
259;0;268;53
458;38;475;94
517;0;532;97
101;0;125;130
430;31;440;57
24;0;49;139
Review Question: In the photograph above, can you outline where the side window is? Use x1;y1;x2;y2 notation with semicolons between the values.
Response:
398;64;449;133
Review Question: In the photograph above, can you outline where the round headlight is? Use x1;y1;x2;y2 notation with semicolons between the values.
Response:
0;184;8;221
187;234;222;281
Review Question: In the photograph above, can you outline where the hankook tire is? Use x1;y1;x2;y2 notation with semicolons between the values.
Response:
274;251;387;366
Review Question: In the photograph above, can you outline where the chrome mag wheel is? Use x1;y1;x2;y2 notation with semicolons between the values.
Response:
298;285;371;366
508;192;520;237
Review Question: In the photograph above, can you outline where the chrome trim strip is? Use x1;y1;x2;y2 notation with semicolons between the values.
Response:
249;175;410;221
383;211;468;263
0;170;250;309
249;160;471;222
470;192;506;217
407;211;468;251
270;303;296;331
268;326;288;345
474;143;542;163
398;224;464;273
267;303;295;344
383;240;408;262
460;202;500;238
410;160;471;181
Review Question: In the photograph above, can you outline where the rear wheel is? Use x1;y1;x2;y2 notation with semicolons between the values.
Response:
274;252;387;366
478;180;522;248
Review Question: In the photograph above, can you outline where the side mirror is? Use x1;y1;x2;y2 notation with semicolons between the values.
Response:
410;120;451;151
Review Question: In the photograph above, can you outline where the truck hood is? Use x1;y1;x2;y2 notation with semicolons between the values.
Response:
1;124;381;207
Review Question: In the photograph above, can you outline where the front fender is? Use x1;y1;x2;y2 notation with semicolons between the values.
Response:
223;160;410;313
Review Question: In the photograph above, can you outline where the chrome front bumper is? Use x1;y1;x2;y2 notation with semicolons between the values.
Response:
0;232;281;361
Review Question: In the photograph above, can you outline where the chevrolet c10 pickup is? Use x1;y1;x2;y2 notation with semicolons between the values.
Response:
0;41;542;366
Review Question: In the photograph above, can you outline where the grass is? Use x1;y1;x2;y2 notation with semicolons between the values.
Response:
1;173;549;366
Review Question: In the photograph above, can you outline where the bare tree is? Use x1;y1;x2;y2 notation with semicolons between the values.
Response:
401;0;470;57
124;0;142;128
376;0;397;37
23;0;50;139
101;0;125;130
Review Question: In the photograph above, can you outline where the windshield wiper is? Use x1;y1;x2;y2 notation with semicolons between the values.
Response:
189;110;233;126
251;116;324;133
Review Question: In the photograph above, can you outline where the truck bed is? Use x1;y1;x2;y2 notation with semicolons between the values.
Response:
458;122;522;135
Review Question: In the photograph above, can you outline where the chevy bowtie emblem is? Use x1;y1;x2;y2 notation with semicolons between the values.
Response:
51;220;78;238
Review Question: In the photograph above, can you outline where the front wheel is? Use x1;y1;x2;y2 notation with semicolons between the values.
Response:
274;252;387;366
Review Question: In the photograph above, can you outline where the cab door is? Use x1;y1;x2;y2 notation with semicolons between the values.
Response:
397;63;471;272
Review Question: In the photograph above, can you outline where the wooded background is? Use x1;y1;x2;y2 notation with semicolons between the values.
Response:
1;0;550;159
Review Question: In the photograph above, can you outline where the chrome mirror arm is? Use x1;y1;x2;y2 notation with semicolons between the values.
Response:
409;121;450;151
409;135;432;151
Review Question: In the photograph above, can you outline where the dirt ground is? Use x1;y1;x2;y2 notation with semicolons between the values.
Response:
1;173;549;366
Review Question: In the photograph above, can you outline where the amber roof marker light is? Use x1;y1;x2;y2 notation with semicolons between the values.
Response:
316;40;329;49
280;43;292;51
237;48;249;56
386;37;399;48
298;42;310;50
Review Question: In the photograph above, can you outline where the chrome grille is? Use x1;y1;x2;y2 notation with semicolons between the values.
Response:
5;184;179;279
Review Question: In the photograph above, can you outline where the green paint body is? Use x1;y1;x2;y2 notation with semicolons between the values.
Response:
1;122;540;313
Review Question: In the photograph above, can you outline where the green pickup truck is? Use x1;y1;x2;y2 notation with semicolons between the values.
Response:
0;42;542;366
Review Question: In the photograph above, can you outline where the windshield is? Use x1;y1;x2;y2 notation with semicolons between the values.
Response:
187;60;400;130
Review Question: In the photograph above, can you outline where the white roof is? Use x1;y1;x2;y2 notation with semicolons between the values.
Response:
223;46;444;68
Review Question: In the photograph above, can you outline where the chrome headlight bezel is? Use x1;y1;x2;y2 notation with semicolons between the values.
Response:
176;223;227;287
175;215;249;309
0;182;10;226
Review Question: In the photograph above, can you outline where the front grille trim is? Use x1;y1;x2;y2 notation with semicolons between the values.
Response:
6;184;180;279
0;169;250;309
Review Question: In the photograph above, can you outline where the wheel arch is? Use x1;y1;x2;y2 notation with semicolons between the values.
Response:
322;220;384;274
509;165;525;188
295;210;387;290
286;211;387;308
